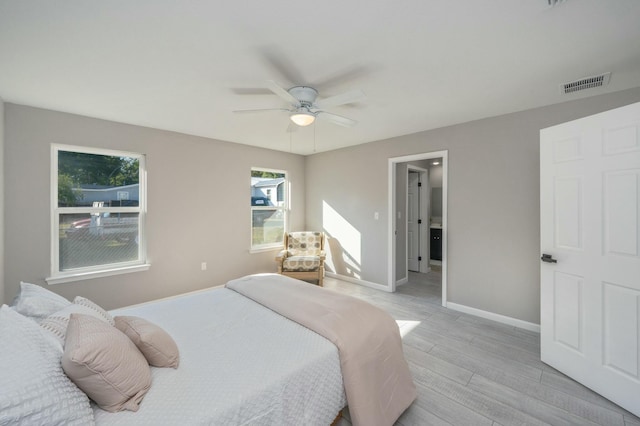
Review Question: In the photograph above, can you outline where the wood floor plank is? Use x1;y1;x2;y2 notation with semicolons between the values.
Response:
409;380;494;426
540;370;639;417
422;314;541;356
433;334;545;382
455;314;541;345
404;344;474;385
473;368;626;426
402;330;437;352
625;415;640;426
468;374;614;426
414;368;550;425
322;274;638;425
429;342;543;382
468;333;554;372
407;322;474;346
395;402;453;426
453;319;541;353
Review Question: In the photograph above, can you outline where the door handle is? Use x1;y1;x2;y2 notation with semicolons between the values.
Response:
541;254;557;263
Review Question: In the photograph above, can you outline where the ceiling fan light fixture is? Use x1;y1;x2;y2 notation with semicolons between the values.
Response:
290;111;315;126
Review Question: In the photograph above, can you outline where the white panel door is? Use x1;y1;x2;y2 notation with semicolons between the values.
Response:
408;171;420;272
540;101;640;416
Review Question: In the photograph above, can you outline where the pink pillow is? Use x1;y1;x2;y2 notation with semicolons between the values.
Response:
115;316;180;368
62;314;151;412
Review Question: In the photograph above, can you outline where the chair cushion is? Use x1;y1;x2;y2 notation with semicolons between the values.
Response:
283;255;321;272
287;232;323;256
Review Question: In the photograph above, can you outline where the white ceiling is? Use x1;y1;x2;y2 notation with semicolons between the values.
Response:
1;1;639;155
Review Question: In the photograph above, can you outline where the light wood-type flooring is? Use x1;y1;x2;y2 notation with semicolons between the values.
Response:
325;271;640;426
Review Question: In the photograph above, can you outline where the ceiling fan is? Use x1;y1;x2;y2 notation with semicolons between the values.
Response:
233;80;366;128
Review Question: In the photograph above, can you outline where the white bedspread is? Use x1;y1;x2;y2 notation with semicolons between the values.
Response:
93;287;346;425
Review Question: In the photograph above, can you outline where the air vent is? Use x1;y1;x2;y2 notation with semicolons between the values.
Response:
561;72;611;94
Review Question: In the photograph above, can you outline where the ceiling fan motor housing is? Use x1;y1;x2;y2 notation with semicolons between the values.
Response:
233;80;359;128
288;86;318;106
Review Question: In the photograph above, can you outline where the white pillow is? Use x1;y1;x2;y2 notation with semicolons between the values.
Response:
10;281;71;321
0;305;95;426
40;303;112;347
73;296;115;326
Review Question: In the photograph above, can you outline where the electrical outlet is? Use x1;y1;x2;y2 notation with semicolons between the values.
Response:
201;262;207;271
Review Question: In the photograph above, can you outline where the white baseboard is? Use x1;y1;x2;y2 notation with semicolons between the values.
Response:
396;277;408;286
446;302;540;333
325;272;391;292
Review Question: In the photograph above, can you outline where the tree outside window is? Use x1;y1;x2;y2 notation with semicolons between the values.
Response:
51;145;146;279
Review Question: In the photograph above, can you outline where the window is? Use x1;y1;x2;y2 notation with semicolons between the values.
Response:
48;145;148;283
251;168;287;250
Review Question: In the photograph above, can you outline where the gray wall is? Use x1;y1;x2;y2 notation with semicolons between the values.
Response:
429;164;443;187
0;98;4;305
429;164;443;220
306;87;640;324
4;104;305;309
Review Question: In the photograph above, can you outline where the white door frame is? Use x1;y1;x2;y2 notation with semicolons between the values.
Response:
388;150;448;307
407;166;430;274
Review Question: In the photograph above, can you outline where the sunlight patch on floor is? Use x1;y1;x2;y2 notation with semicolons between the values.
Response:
396;320;421;338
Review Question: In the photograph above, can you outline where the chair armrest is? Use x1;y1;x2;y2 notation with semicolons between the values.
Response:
318;250;326;261
275;250;290;262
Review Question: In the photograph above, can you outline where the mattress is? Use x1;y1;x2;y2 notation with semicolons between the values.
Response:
93;287;347;425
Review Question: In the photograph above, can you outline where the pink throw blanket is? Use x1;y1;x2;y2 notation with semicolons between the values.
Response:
226;274;416;426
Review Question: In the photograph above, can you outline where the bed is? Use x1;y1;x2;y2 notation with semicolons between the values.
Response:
1;274;416;426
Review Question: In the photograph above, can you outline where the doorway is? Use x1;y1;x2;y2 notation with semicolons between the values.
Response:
387;150;448;307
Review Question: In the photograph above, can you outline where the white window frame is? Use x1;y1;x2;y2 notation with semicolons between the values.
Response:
47;144;149;284
250;167;288;252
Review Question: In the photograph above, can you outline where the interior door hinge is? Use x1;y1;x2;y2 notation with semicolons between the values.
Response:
418;182;422;187
418;256;422;261
418;219;422;224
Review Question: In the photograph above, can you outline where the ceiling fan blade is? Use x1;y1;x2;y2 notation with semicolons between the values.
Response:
233;108;289;114
315;89;366;109
266;80;298;105
313;65;371;91
317;111;357;128
230;87;273;95
259;45;306;86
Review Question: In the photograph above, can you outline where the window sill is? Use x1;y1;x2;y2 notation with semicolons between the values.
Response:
46;263;151;285
250;245;282;254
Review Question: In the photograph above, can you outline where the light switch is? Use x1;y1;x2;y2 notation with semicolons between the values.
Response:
374;212;379;220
